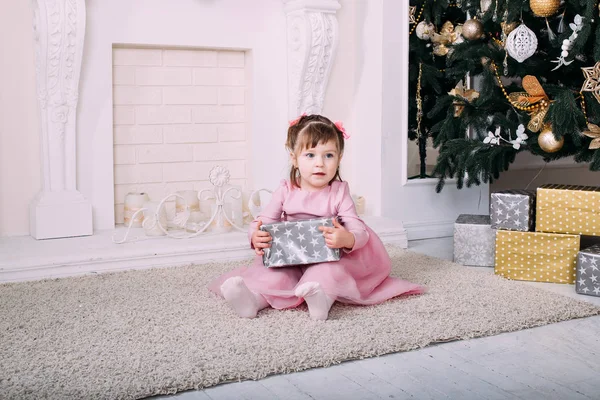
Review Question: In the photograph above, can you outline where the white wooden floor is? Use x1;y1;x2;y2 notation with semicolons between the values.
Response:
156;237;600;400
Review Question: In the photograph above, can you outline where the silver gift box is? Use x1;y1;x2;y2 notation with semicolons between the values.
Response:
260;218;341;268
490;190;536;232
576;244;600;297
453;214;495;267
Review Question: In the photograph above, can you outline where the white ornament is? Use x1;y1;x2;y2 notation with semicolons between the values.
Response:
480;0;492;13
551;14;584;71
416;21;436;40
505;24;538;63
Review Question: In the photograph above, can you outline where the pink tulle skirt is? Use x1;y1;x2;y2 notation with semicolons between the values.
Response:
208;226;425;309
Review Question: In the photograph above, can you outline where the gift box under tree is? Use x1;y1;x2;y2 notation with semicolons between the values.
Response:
490;190;536;232
453;214;495;267
536;184;600;237
576;244;600;297
495;230;579;284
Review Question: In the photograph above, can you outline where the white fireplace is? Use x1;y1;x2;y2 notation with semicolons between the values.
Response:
111;46;251;224
30;0;345;236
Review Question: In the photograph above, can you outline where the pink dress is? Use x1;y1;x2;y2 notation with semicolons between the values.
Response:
208;180;424;309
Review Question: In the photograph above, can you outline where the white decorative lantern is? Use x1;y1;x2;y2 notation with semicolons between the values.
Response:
124;193;150;228
142;201;168;236
506;24;538;63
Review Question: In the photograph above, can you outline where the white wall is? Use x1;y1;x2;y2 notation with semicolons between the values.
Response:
0;1;42;236
491;153;600;191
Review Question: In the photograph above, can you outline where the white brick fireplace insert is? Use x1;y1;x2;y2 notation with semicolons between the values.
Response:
2;0;408;283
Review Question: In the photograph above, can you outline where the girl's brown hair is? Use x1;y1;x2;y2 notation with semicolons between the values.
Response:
286;114;345;188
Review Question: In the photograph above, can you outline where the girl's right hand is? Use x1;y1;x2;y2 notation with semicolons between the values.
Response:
251;220;272;255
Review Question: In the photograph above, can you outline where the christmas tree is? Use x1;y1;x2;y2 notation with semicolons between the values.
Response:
408;0;600;192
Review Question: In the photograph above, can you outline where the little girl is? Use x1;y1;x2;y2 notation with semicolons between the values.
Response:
208;114;424;320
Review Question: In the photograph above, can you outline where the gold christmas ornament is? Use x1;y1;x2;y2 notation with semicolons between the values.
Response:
409;6;417;25
581;61;600;104
416;21;436;40
529;0;560;18
501;21;519;36
462;18;484;41
537;124;564;153
508;75;550;132
449;85;480;117
431;21;462;56
582;123;600;149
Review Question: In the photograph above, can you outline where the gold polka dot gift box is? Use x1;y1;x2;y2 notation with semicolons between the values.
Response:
495;230;580;284
536;184;600;237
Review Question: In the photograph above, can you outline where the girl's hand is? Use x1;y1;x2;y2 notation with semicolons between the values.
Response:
319;218;355;250
251;220;272;255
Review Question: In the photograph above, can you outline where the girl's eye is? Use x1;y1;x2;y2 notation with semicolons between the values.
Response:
305;153;314;158
326;153;335;158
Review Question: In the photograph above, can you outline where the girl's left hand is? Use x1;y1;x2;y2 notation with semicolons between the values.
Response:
319;218;355;250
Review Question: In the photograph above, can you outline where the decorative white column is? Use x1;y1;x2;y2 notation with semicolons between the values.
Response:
29;0;92;239
282;0;341;118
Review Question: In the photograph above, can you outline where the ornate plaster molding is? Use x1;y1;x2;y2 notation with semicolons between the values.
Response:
282;0;341;118
30;0;92;239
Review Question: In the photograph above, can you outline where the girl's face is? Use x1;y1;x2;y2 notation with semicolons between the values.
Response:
291;140;341;192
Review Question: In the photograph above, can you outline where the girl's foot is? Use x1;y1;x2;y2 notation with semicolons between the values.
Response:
220;277;268;318
295;282;335;321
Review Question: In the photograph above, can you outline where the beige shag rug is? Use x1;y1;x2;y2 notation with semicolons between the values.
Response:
1;247;599;400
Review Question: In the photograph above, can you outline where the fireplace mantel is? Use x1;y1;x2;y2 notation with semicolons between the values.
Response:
30;0;343;238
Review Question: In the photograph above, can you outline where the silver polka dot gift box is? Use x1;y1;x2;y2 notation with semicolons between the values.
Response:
260;218;341;268
576;244;600;297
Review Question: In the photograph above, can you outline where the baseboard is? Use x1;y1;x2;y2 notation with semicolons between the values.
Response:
403;219;454;241
0;216;409;283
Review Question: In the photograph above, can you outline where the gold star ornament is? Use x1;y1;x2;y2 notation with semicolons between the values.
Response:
449;86;480;117
581;61;600;103
409;6;417;24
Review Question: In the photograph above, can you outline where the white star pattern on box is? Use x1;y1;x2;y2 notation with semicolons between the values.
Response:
576;245;600;297
260;217;341;267
490;191;535;231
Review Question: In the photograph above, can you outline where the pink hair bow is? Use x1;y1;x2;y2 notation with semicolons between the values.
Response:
335;121;350;140
289;113;307;127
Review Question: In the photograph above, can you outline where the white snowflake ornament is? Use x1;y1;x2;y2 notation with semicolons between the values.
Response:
506;24;538;63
